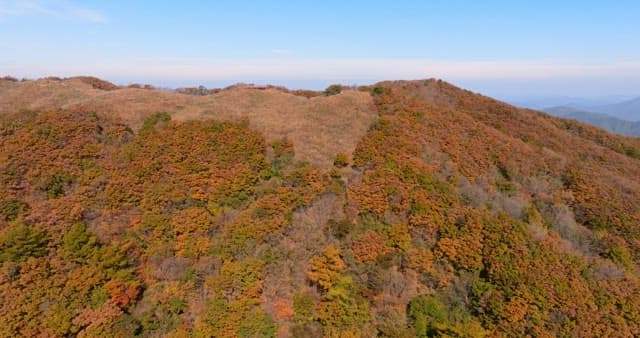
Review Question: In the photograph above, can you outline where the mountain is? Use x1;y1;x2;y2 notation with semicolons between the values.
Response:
1;77;639;337
544;106;640;136
592;96;640;121
505;95;632;110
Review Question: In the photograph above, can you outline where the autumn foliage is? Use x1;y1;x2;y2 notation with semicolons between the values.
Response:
1;78;639;336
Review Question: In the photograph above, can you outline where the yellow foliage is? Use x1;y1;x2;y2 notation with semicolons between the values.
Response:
307;245;345;290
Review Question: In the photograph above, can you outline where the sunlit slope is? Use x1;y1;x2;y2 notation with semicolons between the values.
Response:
0;78;638;337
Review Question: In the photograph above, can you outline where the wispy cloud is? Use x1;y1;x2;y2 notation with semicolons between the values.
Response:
0;0;107;23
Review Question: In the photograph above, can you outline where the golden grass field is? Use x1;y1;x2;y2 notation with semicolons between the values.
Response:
0;77;376;168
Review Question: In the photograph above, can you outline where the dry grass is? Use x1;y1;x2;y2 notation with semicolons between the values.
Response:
0;78;376;167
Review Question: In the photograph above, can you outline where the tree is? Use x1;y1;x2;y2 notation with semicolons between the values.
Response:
61;223;98;263
0;223;48;262
307;245;345;290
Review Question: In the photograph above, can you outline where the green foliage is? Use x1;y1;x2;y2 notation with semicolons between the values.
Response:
42;174;71;198
90;286;109;309
198;298;276;337
140;111;171;133
293;293;316;324
61;223;98;264
63;222;131;277
316;276;370;329
0;223;48;262
237;309;277;338
43;301;77;336
409;294;487;337
606;245;634;270
624;145;639;159
269;138;295;175
0;199;29;221
324;84;342;96
409;295;447;335
372;86;386;96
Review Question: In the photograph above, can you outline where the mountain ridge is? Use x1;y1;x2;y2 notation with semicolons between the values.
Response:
544;105;640;137
592;96;640;121
1;76;639;337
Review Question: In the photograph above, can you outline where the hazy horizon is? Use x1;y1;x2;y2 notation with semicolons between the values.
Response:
2;0;640;100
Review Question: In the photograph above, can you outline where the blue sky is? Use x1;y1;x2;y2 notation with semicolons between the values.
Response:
1;0;639;99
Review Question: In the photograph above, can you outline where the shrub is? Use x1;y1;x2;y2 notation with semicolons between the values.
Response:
372;86;386;96
324;84;342;96
176;85;211;96
71;76;118;90
140;112;171;134
606;245;634;270
41;174;72;198
333;152;349;168
271;138;295;160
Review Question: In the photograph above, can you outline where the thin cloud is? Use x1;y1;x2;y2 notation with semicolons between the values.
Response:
0;0;107;23
45;58;639;82
67;6;107;23
6;58;640;96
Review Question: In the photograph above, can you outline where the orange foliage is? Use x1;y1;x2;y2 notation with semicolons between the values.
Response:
2;78;640;336
104;279;140;308
273;298;294;319
352;230;392;262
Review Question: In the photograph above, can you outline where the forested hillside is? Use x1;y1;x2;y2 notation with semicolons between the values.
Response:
1;78;639;337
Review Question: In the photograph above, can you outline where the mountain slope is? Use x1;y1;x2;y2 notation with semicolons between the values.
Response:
544;106;640;136
1;77;639;337
0;77;376;168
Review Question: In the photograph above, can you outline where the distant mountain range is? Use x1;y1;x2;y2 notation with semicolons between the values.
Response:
506;95;635;110
591;97;640;122
543;106;640;137
512;95;640;137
